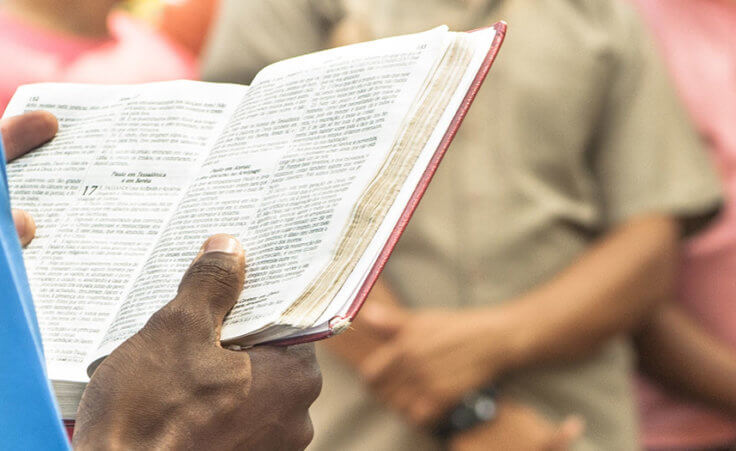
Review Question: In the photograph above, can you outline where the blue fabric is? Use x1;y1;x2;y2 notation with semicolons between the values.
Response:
0;136;70;450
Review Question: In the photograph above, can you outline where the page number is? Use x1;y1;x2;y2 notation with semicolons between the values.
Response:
82;185;99;196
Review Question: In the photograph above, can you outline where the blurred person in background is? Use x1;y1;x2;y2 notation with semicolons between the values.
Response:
629;0;736;450
122;0;220;59
200;1;724;450
159;0;220;58
121;0;162;21
0;0;197;114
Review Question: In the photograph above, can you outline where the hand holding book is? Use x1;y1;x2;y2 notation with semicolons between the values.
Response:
2;114;321;450
74;234;320;450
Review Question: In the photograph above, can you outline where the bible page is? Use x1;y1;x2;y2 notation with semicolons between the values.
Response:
312;28;497;327
234;28;497;346
92;27;453;357
4;81;245;382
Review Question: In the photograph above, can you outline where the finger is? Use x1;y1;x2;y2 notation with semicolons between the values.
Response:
247;345;322;409
382;381;415;416
165;234;245;340
1;111;58;161
376;360;420;409
360;342;401;384
280;412;314;451
285;344;323;404
357;302;405;339
361;338;425;401
408;398;440;426
546;416;585;451
360;344;423;412
12;209;36;246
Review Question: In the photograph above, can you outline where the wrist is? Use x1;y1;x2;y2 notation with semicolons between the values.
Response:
434;386;499;440
73;428;127;451
74;425;180;451
73;416;175;450
474;302;538;375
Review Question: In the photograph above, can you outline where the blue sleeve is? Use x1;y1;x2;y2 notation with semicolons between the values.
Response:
0;136;70;450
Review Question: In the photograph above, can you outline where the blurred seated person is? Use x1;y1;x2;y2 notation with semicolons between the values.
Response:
159;0;220;58
201;1;724;449
629;0;736;449
0;0;197;114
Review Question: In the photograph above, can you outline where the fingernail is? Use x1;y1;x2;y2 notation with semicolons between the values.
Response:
12;210;35;243
12;210;28;237
203;234;242;255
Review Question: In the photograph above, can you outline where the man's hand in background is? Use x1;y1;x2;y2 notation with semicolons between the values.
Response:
324;280;583;449
324;279;521;428
73;235;322;451
357;300;519;427
449;400;584;451
0;111;58;245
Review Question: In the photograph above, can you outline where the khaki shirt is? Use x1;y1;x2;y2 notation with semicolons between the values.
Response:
203;1;723;450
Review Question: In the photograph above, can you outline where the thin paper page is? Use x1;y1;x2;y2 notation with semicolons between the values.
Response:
4;81;245;382
92;27;450;355
230;26;452;332
256;28;497;345
317;29;497;326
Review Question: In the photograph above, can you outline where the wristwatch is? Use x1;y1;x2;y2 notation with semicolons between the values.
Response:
433;386;498;440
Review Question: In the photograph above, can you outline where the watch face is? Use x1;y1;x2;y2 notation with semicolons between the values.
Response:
473;396;497;421
449;392;498;430
435;388;499;438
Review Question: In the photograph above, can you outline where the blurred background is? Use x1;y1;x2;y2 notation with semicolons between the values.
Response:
122;0;218;56
2;1;736;450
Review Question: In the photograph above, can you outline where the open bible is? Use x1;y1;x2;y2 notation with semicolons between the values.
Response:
3;24;505;418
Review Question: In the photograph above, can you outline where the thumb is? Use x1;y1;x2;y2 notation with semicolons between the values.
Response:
163;234;246;341
357;301;406;339
1;111;58;161
12;209;36;246
545;415;585;451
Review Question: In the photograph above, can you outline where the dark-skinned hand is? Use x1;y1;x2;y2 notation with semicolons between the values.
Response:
73;235;322;450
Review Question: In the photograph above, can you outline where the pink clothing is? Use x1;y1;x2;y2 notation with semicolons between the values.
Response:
0;10;197;114
632;0;736;449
